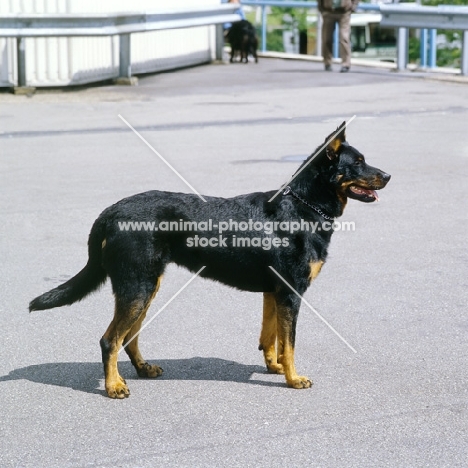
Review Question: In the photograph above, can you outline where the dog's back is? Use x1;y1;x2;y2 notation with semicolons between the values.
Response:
227;20;258;63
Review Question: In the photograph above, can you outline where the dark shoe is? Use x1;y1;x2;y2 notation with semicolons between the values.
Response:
325;65;332;71
340;66;350;73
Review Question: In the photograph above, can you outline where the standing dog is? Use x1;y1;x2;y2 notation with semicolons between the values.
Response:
30;123;390;398
226;20;259;63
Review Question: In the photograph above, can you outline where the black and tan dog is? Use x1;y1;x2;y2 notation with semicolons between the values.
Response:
226;19;258;63
30;123;390;398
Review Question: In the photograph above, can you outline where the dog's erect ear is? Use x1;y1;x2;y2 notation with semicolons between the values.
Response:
325;121;347;161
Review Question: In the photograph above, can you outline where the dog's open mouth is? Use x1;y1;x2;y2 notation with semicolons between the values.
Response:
346;185;380;203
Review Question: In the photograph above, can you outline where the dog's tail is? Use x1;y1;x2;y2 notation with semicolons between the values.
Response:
29;219;107;312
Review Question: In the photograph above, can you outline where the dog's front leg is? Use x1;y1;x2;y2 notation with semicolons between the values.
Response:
276;293;312;389
259;292;284;374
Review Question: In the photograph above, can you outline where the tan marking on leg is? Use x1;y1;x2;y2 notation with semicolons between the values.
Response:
123;309;164;379
102;238;106;249
259;293;283;374
277;307;312;389
123;276;163;379
309;260;324;283
102;285;160;399
102;318;132;399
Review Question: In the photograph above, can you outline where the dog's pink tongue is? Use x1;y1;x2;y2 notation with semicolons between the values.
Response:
362;187;379;201
359;187;380;201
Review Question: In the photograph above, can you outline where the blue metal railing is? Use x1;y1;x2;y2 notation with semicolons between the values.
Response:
380;4;468;73
240;0;462;72
242;0;380;55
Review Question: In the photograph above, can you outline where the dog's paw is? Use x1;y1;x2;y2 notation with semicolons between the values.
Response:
106;379;130;399
266;362;284;374
287;376;313;389
137;362;163;379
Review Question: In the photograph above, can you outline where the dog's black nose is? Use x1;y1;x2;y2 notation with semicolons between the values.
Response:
381;172;391;183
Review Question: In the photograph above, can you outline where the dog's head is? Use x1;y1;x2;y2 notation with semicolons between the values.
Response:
323;122;391;203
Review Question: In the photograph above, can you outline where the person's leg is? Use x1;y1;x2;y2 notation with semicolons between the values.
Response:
321;13;335;69
338;12;352;70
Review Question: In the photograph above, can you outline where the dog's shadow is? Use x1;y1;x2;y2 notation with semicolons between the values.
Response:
0;357;283;396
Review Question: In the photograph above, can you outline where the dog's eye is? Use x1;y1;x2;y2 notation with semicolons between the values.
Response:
354;160;362;166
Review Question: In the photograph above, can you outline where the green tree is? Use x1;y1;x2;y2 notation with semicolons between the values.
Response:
422;0;466;5
421;0;465;67
271;7;308;31
263;6;309;52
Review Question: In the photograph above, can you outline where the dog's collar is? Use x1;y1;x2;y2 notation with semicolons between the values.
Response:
282;186;335;221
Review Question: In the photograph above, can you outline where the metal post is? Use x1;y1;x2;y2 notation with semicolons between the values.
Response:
333;23;339;59
462;30;468;76
215;23;224;61
428;28;437;68
419;28;427;68
16;37;26;87
119;34;131;78
261;5;267;53
116;33;137;85
13;36;36;94
396;27;408;71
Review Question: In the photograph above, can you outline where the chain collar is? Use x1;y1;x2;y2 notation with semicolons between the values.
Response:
282;186;335;221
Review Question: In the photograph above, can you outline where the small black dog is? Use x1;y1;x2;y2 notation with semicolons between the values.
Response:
30;123;390;398
226;20;258;63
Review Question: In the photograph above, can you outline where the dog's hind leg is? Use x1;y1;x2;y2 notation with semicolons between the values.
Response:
100;277;160;399
259;293;284;374
122;276;164;379
241;35;248;63
252;41;258;63
275;292;312;389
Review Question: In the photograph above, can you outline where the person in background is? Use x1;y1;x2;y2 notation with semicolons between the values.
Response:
224;0;246;31
318;0;359;73
229;0;245;17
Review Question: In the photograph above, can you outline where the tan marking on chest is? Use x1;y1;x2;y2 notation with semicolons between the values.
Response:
309;261;324;282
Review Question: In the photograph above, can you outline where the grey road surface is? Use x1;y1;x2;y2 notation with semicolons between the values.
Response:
1;59;467;467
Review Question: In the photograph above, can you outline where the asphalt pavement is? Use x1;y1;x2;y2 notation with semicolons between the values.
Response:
1;57;467;467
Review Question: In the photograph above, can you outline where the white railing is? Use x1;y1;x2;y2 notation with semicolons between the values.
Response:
0;2;241;88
